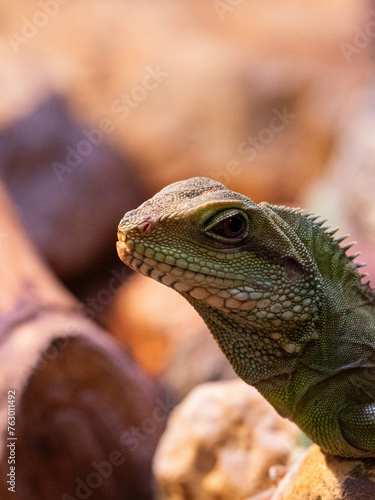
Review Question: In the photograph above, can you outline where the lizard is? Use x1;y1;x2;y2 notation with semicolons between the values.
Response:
116;176;375;458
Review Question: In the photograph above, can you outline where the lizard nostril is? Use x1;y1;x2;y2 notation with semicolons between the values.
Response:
138;218;158;233
140;222;152;233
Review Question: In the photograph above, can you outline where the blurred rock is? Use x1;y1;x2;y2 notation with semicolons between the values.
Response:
2;0;372;205
106;274;235;400
153;379;299;500
0;181;165;500
272;444;375;500
83;0;371;203
0;324;167;500
0;94;147;288
302;87;375;284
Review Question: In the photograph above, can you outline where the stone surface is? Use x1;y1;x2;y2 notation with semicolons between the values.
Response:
271;444;375;500
153;379;299;500
107;274;235;400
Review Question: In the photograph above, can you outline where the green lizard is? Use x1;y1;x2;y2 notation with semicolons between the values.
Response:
116;177;375;458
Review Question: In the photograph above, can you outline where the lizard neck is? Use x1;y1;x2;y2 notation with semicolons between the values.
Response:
270;204;375;314
183;293;306;387
259;205;375;415
185;206;375;418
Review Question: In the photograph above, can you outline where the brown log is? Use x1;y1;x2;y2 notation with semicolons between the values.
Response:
0;183;166;499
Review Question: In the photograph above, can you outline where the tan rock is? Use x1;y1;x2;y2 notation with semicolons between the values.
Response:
153;379;299;500
272;444;375;500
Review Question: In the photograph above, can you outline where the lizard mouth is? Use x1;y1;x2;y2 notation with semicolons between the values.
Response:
117;242;194;292
116;230;248;307
117;235;184;287
117;228;316;327
117;230;205;293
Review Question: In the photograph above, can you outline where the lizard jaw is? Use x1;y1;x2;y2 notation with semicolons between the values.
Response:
116;226;318;327
116;228;251;308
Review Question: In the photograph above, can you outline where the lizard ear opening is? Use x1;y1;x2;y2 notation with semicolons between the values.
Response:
204;209;249;244
284;257;302;281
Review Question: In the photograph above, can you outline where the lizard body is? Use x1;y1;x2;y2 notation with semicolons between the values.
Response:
117;177;375;458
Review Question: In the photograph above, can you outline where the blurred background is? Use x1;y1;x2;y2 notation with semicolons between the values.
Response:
1;1;375;498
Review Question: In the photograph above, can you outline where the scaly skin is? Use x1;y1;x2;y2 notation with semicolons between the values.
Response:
117;177;375;458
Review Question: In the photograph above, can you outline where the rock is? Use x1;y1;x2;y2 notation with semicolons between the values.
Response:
0;327;167;500
86;0;370;203
272;444;375;500
0;94;147;287
106;274;235;400
153;379;299;500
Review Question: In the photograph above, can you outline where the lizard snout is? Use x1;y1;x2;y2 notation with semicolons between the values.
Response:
116;226;134;263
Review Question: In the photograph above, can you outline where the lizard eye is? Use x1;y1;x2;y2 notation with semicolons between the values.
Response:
205;209;249;243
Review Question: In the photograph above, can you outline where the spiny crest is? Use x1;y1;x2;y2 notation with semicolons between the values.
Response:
271;204;371;282
281;206;375;303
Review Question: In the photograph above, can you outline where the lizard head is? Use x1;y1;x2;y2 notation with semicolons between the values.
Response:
117;177;322;384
